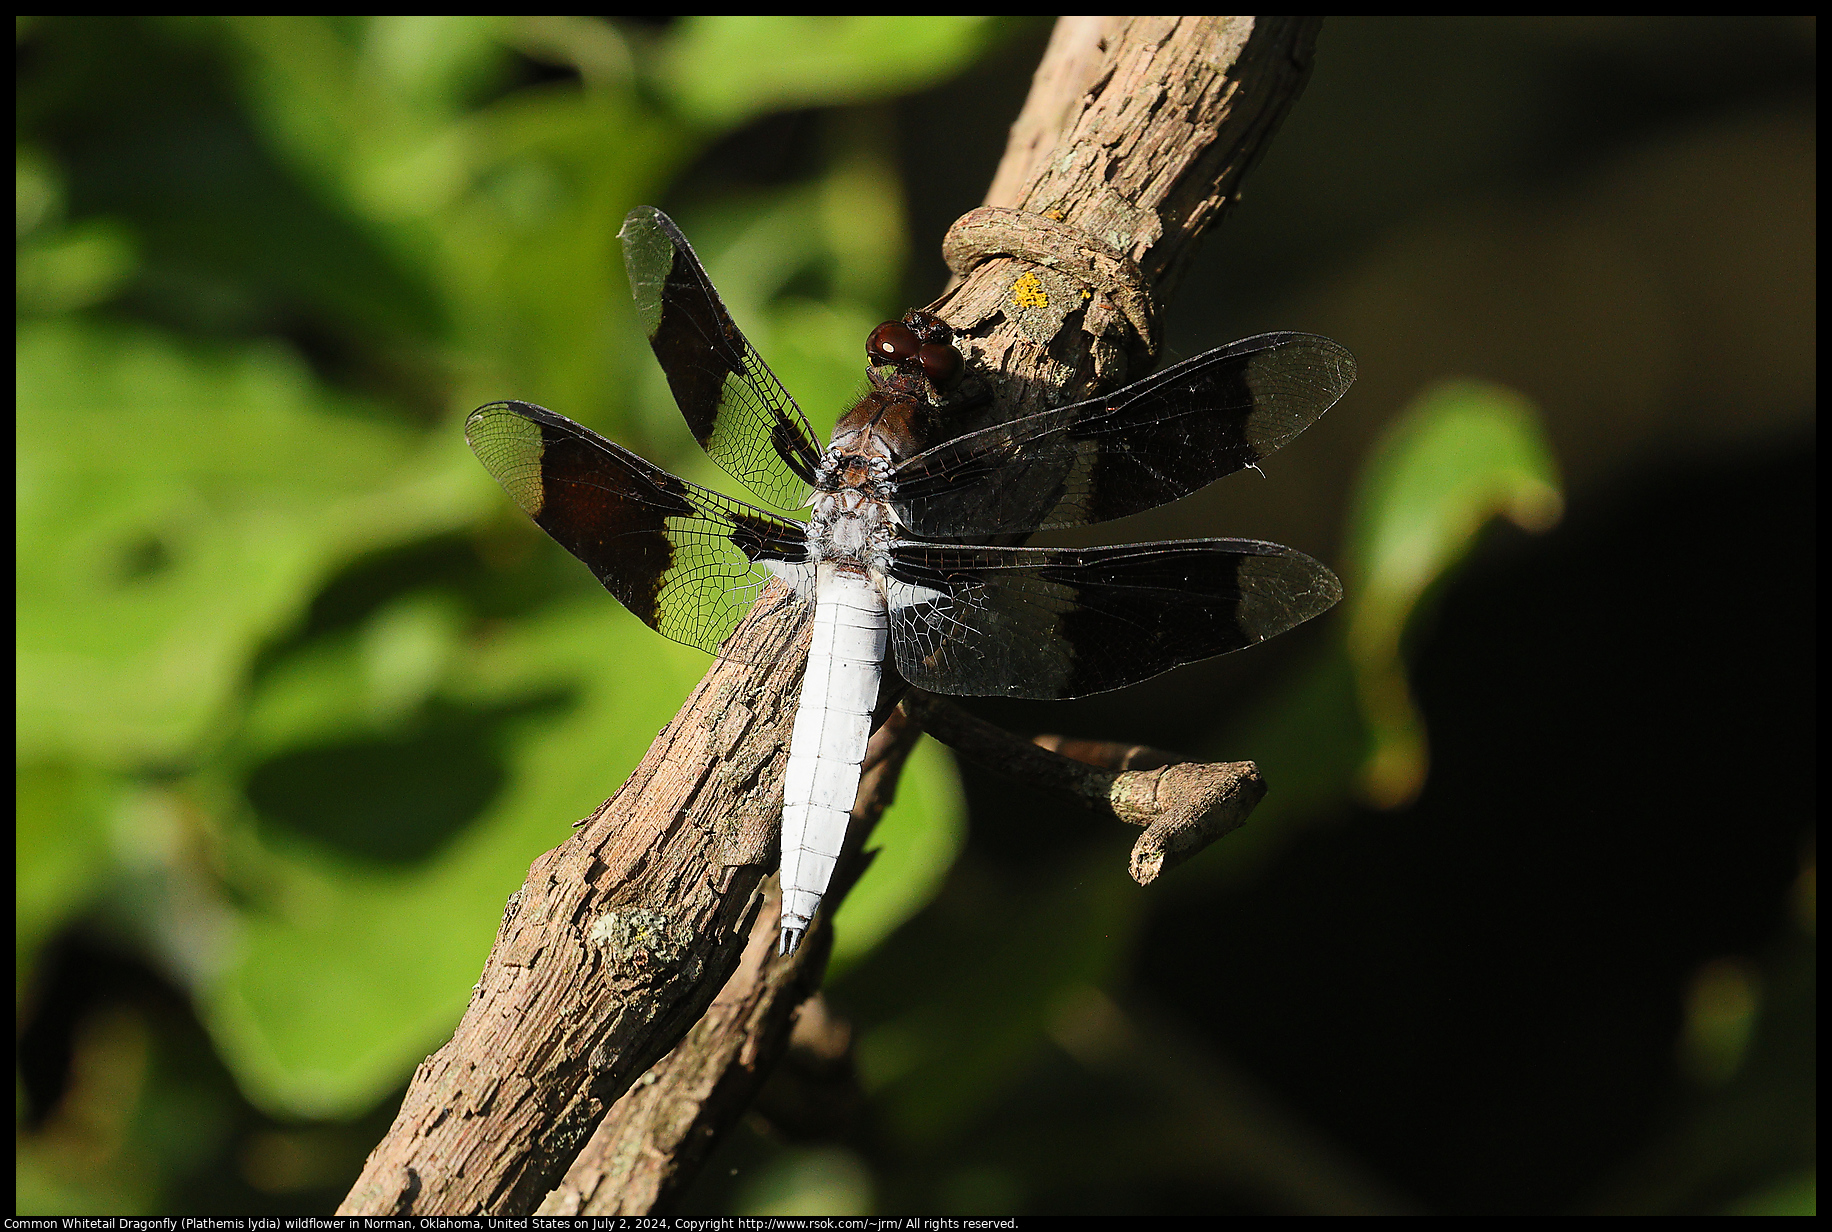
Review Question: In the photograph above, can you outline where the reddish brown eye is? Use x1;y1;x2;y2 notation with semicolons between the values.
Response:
918;341;962;387
866;321;920;363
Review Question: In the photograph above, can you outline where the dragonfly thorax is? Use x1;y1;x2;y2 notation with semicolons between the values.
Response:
806;482;894;565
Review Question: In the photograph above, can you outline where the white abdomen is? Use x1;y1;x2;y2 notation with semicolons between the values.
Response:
779;563;886;954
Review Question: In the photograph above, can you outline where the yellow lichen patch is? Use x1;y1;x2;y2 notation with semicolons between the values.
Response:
1010;271;1049;309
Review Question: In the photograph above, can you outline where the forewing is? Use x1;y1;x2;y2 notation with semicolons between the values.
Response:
620;206;823;510
884;538;1341;700
890;333;1355;537
466;401;813;657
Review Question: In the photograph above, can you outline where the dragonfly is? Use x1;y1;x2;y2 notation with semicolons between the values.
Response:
466;206;1355;955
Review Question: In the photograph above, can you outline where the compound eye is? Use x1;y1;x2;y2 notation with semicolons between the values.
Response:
918;341;962;388
866;321;920;363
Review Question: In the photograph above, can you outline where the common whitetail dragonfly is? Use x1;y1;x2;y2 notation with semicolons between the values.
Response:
467;207;1354;956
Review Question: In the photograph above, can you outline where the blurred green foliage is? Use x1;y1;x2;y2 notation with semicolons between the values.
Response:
1343;382;1563;808
17;14;1004;1193
16;15;1811;1218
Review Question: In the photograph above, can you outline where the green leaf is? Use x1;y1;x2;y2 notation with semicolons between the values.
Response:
1343;380;1563;807
1190;380;1563;887
437;87;683;424
659;16;1002;129
734;1146;875;1218
202;601;707;1117
216;16;513;217
829;736;966;976
16;762;125;1001
16;319;475;767
15;217;139;316
1724;1171;1815;1215
858;862;1137;1145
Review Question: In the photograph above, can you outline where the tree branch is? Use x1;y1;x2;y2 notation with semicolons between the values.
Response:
340;15;1322;1216
906;693;1266;887
535;711;920;1215
936;16;1321;418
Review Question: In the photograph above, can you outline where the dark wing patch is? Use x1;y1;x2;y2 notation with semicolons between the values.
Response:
889;333;1355;538
883;538;1341;699
466;401;812;657
620;206;823;510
